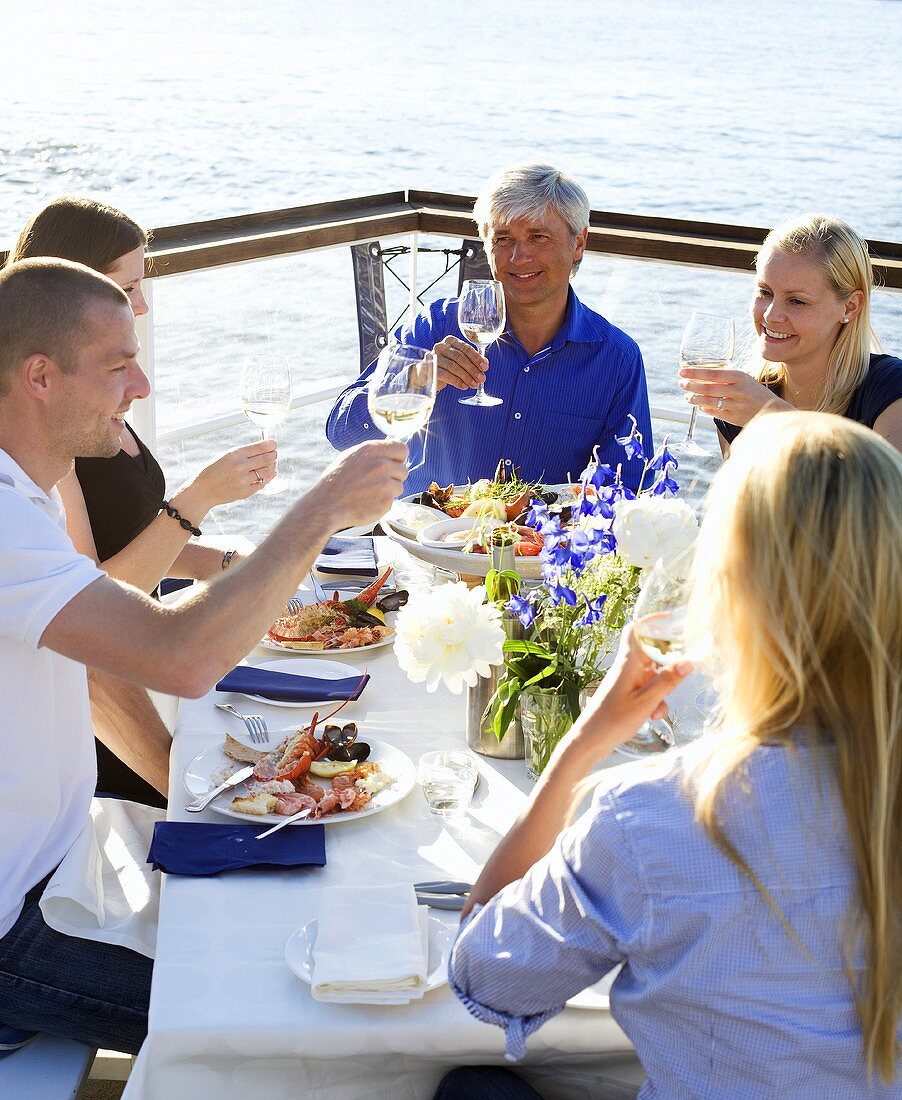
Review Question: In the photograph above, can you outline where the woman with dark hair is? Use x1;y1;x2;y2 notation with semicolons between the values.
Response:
7;196;277;804
439;413;902;1097
680;213;901;454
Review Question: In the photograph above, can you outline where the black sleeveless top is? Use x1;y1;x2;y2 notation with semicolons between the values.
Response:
75;424;166;561
75;424;168;809
715;353;902;445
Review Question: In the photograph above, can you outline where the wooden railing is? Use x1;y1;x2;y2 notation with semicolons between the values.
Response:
134;190;902;287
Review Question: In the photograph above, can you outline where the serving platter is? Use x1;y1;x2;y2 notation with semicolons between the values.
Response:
384;522;545;580
256;589;398;655
184;738;416;826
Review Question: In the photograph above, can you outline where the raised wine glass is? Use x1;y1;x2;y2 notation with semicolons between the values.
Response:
671;311;735;457
367;344;437;474
240;353;292;495
457;279;505;407
620;551;700;756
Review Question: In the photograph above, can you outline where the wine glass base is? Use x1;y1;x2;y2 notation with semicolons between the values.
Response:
668;437;714;458
617;719;674;758
459;393;503;407
258;476;289;496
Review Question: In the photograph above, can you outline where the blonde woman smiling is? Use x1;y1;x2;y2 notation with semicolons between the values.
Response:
680;214;902;454
442;413;902;1098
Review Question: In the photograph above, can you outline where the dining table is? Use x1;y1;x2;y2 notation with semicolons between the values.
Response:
121;544;685;1100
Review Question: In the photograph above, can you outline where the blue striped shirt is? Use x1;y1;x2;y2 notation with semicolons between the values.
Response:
449;741;902;1098
325;290;653;493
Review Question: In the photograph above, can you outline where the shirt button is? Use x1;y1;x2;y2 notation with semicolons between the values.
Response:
505;459;511;466
514;412;522;420
524;366;530;373
364;422;370;428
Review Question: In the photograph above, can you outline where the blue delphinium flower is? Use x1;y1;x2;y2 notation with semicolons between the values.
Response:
577;594;607;627
546;578;577;606
649;441;679;473
651;468;680;496
614;414;645;463
508;594;535;629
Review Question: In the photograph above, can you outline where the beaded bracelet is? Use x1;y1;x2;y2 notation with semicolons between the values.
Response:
161;500;202;538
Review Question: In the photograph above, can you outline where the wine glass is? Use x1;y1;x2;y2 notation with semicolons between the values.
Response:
671;311;735;457
367;344;437;472
457;279;505;407
240;353;292;495
620;552;699;756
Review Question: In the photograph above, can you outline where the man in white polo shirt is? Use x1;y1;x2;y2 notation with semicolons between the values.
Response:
0;258;407;1052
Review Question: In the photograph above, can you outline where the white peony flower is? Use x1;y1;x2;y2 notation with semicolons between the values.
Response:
394;582;506;694
612;496;698;570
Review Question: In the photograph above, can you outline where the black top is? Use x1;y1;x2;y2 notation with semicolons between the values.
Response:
75;424;166;562
715;353;902;445
75;424;168;809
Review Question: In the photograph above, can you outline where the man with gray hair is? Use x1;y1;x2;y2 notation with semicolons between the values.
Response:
327;164;652;492
0;258;406;1054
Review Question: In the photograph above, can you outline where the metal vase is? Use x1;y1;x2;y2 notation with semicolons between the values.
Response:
466;612;525;759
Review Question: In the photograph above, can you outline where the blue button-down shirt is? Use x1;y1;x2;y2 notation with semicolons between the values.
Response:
325;290;653;493
449;741;901;1098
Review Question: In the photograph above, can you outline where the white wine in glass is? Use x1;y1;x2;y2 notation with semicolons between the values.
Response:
457;279;505;407
240;353;292;495
367;344;437;473
671;311;735;458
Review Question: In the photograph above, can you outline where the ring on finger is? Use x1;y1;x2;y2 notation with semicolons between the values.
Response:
253;468;265;485
716;396;725;410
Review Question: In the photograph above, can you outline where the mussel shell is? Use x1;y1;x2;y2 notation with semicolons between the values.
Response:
326;741;371;763
354;609;385;627
376;589;409;612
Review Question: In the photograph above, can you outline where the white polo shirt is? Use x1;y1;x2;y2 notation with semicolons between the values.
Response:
0;449;103;938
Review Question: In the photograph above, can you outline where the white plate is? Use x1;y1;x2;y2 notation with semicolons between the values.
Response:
417;516;506;549
285;911;452;996
566;968;618;1010
183;737;416;826
227;658;365;709
258;590;397;654
382;501;446;539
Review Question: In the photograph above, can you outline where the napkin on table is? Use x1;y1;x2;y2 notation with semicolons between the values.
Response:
147;821;326;876
310;883;429;1004
314;536;378;578
41;797;164;959
215;665;370;703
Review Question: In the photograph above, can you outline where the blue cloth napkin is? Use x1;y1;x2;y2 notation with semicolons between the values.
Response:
148;821;326;876
315;536;378;578
215;666;370;703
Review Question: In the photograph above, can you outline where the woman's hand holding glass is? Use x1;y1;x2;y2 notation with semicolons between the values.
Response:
367;344;437;474
671;311;735;457
679;366;792;427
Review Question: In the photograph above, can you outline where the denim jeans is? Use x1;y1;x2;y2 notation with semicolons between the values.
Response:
433;1066;641;1100
0;872;151;1054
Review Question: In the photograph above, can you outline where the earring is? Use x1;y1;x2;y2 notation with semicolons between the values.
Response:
841;317;849;324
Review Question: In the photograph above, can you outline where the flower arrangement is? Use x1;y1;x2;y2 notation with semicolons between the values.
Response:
393;580;506;695
485;418;697;746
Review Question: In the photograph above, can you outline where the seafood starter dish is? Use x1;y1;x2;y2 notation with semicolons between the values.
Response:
265;568;408;651
221;704;396;820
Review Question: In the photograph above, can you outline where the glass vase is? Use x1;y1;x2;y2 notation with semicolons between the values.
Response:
465;612;525;759
520;686;576;781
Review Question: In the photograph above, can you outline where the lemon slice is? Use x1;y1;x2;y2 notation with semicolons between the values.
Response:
310;759;358;778
367;607;386;624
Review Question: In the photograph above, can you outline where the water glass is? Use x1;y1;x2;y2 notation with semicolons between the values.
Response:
418;751;478;817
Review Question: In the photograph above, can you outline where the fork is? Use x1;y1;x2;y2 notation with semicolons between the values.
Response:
308;571;327;602
214;703;270;745
286;596;304;615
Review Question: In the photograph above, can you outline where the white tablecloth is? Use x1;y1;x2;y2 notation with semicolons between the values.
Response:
124;556;649;1100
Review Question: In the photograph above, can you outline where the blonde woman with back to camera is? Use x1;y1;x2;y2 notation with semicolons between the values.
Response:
679;213;902;454
437;413;902;1099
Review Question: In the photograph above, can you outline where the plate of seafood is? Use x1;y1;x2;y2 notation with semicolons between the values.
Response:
184;716;416;825
284;911;453;994
258;568;408;654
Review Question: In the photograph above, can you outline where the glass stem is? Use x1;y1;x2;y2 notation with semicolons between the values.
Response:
683;406;699;443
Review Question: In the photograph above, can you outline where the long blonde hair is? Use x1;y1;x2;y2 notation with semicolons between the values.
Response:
755;214;875;414
689;412;902;1082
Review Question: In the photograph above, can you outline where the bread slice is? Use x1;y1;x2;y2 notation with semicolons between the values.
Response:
231;792;277;816
223;734;267;765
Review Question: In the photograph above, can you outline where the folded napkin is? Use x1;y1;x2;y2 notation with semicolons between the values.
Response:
215;665;369;703
147;821;326;876
310;883;428;1004
40;797;164;959
315;536;378;578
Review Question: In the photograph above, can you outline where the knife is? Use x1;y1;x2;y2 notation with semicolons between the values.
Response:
185;765;255;813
